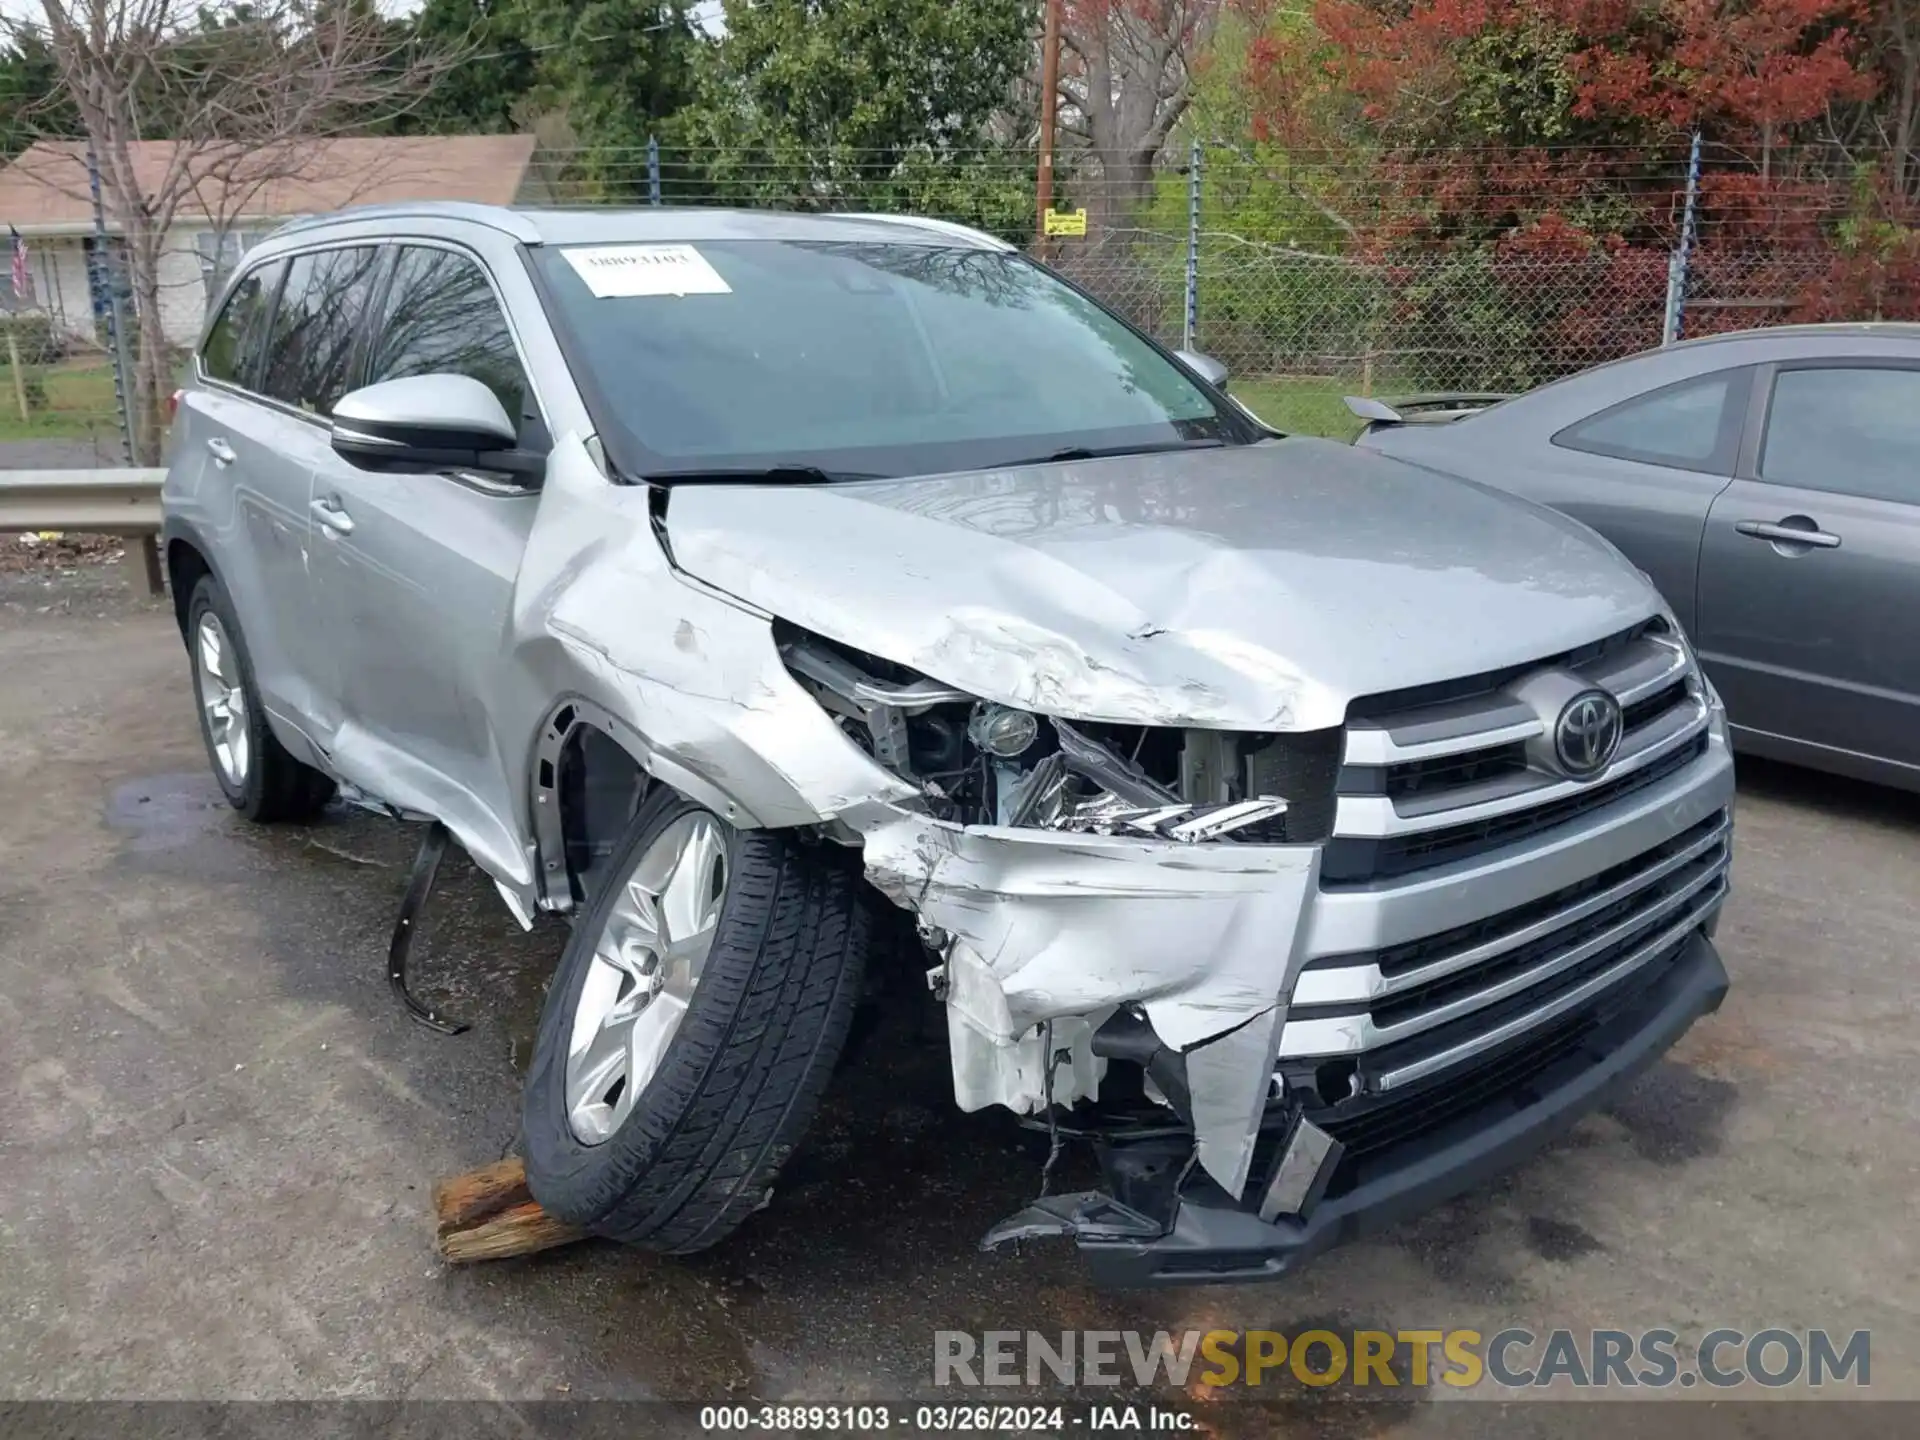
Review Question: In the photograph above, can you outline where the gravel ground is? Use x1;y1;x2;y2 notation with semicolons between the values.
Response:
0;572;1914;1435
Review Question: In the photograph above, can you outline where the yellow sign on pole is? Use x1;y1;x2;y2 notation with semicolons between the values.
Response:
1043;207;1088;237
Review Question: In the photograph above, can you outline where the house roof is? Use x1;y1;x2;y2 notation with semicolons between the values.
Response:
0;134;538;235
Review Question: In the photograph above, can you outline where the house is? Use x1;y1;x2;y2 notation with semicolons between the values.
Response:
0;134;541;349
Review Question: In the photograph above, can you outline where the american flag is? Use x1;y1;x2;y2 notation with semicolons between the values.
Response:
8;227;29;302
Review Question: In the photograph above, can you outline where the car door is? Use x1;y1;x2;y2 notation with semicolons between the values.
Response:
231;243;388;750
1694;361;1920;775
173;258;331;732
306;241;545;851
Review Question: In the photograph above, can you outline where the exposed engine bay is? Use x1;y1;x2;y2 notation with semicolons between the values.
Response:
778;623;1340;846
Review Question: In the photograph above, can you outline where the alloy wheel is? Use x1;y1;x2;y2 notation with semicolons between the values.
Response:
565;811;729;1145
195;612;251;788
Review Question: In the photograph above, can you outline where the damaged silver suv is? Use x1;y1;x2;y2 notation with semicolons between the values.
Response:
161;204;1734;1285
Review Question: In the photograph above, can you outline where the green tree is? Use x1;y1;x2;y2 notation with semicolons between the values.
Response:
0;30;79;157
397;0;538;135
514;0;705;196
682;0;1033;224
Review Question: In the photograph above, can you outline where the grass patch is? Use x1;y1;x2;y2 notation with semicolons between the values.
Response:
1227;375;1372;441
0;358;125;445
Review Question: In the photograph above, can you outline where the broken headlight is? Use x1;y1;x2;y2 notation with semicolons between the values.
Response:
776;624;1335;842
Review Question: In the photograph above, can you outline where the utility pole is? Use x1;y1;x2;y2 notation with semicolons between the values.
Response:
1035;0;1061;252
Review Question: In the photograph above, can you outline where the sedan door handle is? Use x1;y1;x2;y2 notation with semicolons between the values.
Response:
309;496;355;536
206;438;236;467
1734;518;1840;549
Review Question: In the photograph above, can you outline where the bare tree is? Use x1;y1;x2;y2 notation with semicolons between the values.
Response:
9;0;460;461
1056;0;1217;239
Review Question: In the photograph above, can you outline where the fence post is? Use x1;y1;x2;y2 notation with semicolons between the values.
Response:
86;144;137;464
1662;131;1703;346
5;330;27;422
1183;138;1202;352
647;135;662;207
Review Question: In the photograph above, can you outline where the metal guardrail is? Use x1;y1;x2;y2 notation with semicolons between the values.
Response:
0;468;167;594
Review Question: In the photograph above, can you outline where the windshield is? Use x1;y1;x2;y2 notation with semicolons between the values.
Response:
530;239;1256;480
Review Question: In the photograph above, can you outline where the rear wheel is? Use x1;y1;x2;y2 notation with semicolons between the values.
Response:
523;786;870;1252
187;574;334;823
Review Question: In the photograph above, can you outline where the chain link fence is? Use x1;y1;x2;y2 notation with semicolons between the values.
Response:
3;138;1913;460
524;139;1919;434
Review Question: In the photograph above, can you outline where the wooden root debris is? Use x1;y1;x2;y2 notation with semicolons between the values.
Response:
432;1156;584;1263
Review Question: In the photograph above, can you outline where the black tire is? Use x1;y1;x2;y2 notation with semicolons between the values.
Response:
523;786;870;1252
186;574;335;823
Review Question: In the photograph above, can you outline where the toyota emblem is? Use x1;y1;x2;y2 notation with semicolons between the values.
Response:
1554;690;1623;777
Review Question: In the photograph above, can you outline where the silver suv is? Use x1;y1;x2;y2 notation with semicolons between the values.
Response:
161;204;1734;1285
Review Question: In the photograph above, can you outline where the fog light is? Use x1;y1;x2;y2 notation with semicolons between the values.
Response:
969;704;1040;758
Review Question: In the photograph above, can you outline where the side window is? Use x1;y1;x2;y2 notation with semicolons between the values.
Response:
200;259;282;388
365;246;531;433
257;245;384;416
1760;367;1920;505
1553;371;1743;473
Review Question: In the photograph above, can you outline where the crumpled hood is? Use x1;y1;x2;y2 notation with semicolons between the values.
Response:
663;437;1660;731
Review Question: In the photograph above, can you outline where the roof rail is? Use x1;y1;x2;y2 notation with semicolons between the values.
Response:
828;212;1014;251
268;201;544;244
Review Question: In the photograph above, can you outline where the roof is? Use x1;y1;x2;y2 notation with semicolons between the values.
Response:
268;201;1011;251
1672;320;1920;349
0;135;538;235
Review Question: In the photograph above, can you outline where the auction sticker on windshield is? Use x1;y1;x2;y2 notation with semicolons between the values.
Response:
562;243;732;297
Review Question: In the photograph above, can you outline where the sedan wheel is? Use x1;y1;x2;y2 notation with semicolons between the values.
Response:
566;811;728;1145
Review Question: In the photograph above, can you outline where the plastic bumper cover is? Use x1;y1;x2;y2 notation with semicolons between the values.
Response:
1078;930;1728;1288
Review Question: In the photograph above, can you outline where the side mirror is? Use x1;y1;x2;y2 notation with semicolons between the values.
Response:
330;374;543;481
1174;349;1230;389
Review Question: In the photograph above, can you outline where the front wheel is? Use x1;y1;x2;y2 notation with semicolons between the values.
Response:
522;787;870;1252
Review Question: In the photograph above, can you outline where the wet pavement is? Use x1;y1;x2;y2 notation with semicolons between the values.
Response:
2;568;1917;1423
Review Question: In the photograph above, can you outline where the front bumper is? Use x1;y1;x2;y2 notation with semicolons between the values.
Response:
1077;930;1728;1288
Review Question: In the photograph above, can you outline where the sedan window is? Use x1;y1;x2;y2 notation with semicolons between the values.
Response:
1552;371;1743;474
1760;367;1920;506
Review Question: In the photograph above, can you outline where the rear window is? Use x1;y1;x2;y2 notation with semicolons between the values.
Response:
1552;371;1744;473
200;260;282;388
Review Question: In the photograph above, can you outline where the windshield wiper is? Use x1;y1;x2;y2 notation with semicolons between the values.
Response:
644;464;887;485
1025;438;1227;465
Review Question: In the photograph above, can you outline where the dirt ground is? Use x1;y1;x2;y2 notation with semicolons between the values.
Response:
1;567;1915;1432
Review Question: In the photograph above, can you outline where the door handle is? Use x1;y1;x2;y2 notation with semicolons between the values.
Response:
206;438;236;467
1734;518;1840;550
309;496;355;536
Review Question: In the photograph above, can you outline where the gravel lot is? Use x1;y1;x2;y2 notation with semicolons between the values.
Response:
1;567;1914;1431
